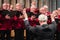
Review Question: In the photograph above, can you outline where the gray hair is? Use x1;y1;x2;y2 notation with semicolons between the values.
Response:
38;14;48;22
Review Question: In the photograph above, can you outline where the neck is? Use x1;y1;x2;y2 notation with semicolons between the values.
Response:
40;22;47;25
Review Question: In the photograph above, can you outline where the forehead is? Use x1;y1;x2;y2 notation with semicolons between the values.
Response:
40;8;44;11
3;3;7;6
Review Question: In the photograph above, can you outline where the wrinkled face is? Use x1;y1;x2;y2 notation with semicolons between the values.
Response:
39;8;45;14
44;8;48;13
16;5;20;9
16;4;23;10
2;3;7;10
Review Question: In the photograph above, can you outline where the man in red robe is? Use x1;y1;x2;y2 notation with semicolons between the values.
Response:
0;3;11;40
12;3;24;40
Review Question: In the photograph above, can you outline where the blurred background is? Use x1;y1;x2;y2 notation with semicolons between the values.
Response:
0;0;60;12
0;0;60;40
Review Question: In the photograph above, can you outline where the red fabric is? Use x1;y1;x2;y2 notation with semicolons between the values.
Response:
47;12;52;24
46;12;51;16
13;16;17;21
12;16;25;29
4;19;12;30
35;18;39;25
57;15;60;32
16;18;25;29
28;18;37;26
0;17;7;30
34;8;39;13
11;16;18;29
26;8;30;12
58;15;60;19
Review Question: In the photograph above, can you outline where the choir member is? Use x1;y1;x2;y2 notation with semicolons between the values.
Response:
13;3;24;40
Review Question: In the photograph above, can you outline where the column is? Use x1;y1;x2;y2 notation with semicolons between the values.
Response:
25;0;30;8
52;0;56;11
31;0;37;7
0;0;2;7
57;0;60;8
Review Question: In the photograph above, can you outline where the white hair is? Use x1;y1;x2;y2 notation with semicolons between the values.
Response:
43;5;48;8
38;14;48;22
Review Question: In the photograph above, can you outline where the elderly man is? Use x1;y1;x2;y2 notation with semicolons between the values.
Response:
0;3;11;40
23;8;57;40
26;3;39;40
43;5;51;16
11;3;24;40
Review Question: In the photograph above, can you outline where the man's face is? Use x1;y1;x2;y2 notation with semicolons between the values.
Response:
39;8;45;14
44;8;48;13
2;3;7;10
16;4;23;10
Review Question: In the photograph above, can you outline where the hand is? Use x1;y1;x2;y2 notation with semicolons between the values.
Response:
23;8;26;14
5;14;10;19
51;10;58;21
23;8;28;18
51;10;58;18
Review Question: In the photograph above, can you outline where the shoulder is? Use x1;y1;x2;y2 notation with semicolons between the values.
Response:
36;25;42;29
